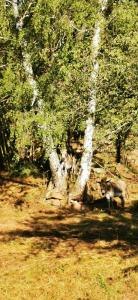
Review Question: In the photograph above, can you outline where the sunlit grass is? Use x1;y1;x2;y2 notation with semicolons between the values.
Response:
0;240;138;300
0;172;138;300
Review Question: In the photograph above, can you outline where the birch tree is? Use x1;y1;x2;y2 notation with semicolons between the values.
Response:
2;0;137;206
10;0;108;205
12;0;39;106
43;0;107;204
68;0;108;204
11;0;69;199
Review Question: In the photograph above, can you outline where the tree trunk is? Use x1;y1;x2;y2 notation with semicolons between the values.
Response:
12;0;107;208
12;0;67;204
116;125;131;164
68;0;107;206
45;149;70;206
12;0;39;107
116;132;122;163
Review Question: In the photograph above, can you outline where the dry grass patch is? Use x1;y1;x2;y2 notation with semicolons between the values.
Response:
0;172;138;300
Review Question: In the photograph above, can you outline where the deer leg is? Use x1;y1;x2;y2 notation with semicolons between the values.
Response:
106;194;112;212
120;195;125;209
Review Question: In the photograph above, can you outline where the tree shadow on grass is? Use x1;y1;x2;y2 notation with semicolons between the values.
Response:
0;200;138;258
86;197;118;211
0;175;41;188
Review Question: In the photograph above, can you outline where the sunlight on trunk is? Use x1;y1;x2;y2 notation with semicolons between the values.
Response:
69;0;107;203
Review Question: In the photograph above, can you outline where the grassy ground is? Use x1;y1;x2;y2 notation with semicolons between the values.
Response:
0;170;138;300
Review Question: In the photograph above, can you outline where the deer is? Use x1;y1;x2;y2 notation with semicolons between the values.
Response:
98;177;128;211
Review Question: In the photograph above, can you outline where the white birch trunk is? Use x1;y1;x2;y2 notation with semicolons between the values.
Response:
12;0;19;19
12;0;67;191
22;46;39;107
12;0;108;205
12;0;39;106
72;0;108;198
49;150;68;191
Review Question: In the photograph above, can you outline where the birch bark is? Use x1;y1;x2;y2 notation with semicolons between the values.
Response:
11;0;108;205
12;0;39;106
12;0;68;193
70;0;108;200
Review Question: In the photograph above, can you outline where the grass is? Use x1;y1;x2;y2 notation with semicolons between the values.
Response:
10;161;40;178
0;171;138;300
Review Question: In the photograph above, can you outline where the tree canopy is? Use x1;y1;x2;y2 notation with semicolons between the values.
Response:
0;0;137;168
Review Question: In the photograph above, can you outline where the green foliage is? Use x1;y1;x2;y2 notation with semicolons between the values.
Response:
96;0;138;145
0;0;137;166
11;161;39;177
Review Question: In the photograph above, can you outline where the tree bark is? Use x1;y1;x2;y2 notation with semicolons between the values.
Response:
12;0;39;107
68;0;108;205
49;150;68;191
12;0;69;204
11;0;108;207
